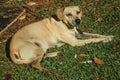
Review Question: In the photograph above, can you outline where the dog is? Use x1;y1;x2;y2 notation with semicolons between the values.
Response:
9;6;114;74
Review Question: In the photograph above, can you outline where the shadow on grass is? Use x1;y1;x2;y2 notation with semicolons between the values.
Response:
5;37;12;61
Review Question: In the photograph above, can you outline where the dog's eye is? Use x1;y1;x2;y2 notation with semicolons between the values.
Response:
66;13;72;17
76;11;80;14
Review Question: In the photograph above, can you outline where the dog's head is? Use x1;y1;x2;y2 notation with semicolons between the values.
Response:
56;6;82;29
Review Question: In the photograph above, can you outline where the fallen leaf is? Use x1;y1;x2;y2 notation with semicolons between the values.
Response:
74;54;77;58
4;73;12;80
96;18;103;22
27;1;37;6
55;73;62;79
113;49;119;56
80;57;85;60
33;0;55;7
116;43;120;47
80;53;89;57
3;15;9;18
59;62;63;65
19;15;26;20
0;39;7;44
94;57;104;64
18;0;22;1
81;60;93;63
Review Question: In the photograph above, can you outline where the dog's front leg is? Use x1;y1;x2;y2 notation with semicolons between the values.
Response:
72;38;114;46
83;32;113;38
62;35;113;46
76;31;114;40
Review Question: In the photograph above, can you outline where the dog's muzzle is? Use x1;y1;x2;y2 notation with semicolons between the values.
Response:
75;18;81;25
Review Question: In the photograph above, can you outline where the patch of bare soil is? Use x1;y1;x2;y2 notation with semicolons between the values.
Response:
0;7;22;32
0;7;37;43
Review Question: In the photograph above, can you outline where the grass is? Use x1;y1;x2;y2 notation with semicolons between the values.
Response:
0;0;120;80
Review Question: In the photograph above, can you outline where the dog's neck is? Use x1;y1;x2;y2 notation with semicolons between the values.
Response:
51;14;74;29
51;14;83;34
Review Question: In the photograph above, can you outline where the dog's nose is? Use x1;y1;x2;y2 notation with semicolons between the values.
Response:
75;19;81;25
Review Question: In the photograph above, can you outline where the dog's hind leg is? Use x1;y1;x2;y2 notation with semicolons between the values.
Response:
31;48;52;75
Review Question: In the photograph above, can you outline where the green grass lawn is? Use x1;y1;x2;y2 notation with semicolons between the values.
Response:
0;0;120;80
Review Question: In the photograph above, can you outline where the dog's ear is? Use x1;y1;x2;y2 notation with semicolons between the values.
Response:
56;8;65;20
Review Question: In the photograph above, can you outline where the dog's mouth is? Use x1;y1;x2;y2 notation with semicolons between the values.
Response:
66;18;81;29
68;20;83;34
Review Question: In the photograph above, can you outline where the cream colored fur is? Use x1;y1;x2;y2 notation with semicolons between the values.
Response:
9;6;113;74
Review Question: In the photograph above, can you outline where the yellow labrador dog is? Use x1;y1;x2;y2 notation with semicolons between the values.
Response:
10;6;113;74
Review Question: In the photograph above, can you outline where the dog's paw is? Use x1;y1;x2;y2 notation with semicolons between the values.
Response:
42;68;52;75
102;35;114;42
44;51;63;58
57;52;63;56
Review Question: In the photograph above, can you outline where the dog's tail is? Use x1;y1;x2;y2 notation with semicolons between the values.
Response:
10;50;33;64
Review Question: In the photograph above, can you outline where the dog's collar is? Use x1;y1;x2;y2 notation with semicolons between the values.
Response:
51;14;60;21
62;20;74;29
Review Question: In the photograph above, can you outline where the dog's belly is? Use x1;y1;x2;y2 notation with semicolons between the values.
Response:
48;39;58;47
40;37;58;50
29;36;58;52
